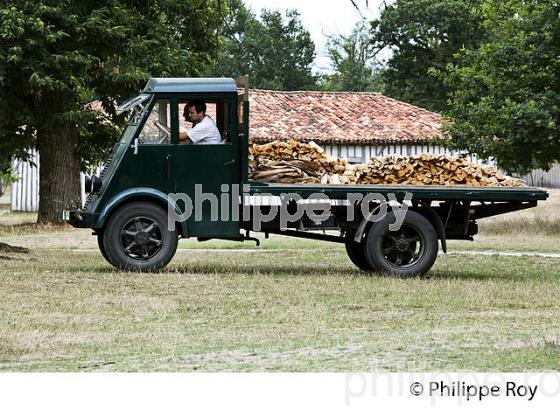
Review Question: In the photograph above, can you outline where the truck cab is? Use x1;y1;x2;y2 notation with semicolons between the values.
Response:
66;77;249;270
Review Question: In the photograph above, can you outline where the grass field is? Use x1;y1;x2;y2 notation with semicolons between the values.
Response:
0;190;559;372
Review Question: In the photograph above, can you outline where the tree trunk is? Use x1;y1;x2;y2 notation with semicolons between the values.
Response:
37;124;82;224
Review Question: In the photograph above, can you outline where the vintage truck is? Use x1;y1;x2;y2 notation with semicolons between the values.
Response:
64;77;548;277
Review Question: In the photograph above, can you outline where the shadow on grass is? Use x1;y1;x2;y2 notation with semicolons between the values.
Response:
164;257;559;281
92;261;532;281
32;247;559;283
95;263;364;277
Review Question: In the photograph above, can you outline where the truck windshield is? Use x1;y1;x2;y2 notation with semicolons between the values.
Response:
116;93;152;123
115;93;153;145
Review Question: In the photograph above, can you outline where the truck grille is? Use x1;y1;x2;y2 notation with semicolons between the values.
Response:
99;143;120;180
83;193;96;210
99;159;111;179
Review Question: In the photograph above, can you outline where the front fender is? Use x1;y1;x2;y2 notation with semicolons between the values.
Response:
93;187;189;237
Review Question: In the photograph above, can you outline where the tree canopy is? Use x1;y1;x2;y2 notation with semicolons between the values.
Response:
320;20;384;92
208;0;318;90
443;0;560;174
371;0;487;112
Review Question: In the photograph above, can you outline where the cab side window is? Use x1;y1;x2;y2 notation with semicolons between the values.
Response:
178;101;231;144
139;99;171;144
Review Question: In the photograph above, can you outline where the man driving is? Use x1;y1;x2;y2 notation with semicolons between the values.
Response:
179;100;222;144
154;99;222;144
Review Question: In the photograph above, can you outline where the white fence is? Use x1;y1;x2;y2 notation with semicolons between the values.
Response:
8;144;557;212
518;163;560;188
10;150;97;212
11;149;40;212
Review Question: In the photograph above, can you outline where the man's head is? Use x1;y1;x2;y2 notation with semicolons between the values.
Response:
184;100;206;124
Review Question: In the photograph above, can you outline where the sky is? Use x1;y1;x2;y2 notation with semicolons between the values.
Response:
243;0;384;73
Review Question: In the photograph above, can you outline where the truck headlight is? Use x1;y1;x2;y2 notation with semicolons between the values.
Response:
85;175;102;194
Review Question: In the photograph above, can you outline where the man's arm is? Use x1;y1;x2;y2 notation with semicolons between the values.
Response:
154;120;192;143
179;131;192;144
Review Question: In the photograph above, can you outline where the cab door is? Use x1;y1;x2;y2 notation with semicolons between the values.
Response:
169;96;240;238
112;98;172;195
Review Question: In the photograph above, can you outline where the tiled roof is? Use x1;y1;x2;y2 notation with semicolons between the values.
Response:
248;90;442;145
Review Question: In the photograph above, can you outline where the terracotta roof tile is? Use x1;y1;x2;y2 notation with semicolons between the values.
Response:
248;90;442;145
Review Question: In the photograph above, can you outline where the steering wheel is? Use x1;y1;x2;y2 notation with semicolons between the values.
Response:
154;121;171;144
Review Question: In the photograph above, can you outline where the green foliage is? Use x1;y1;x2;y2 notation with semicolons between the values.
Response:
371;0;487;112
0;0;223;170
0;141;25;194
0;167;19;192
208;0;318;90
320;21;385;92
443;0;560;174
0;153;18;195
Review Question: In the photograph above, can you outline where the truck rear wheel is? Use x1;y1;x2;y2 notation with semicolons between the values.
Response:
345;241;372;271
364;210;438;277
102;202;178;271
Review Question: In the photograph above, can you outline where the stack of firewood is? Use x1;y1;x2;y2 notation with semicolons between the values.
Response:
249;139;347;183
353;154;526;187
249;141;526;187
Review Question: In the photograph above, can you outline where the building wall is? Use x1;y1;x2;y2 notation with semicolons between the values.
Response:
320;144;490;166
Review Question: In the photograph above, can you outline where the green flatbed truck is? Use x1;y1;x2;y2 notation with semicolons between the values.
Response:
63;77;549;276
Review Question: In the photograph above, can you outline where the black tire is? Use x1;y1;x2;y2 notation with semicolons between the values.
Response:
364;210;438;277
345;240;372;271
97;232;112;265
102;202;178;271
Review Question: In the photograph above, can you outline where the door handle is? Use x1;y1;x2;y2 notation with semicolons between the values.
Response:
167;154;171;178
223;159;235;166
130;138;139;155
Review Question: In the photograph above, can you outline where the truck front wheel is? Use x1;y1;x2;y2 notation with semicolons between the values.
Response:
364;210;438;277
102;202;178;271
97;232;112;265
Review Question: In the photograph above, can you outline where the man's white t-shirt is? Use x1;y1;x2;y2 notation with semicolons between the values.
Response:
187;115;222;144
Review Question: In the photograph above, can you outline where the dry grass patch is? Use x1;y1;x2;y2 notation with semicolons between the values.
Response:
478;188;559;235
1;243;560;372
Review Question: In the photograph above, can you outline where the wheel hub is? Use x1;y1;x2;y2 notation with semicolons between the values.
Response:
135;232;149;245
121;217;163;260
396;238;409;252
